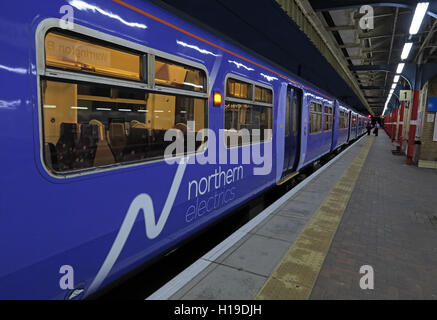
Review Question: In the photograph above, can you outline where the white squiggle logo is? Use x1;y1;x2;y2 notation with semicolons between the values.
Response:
87;159;188;295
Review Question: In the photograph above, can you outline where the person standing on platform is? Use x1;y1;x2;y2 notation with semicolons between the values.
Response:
373;122;380;136
366;122;373;136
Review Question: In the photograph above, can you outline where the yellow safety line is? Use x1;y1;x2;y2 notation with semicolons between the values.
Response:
255;137;374;300
277;171;300;186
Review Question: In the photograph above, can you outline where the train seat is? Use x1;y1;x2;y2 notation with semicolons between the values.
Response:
108;123;126;162
44;142;57;171
149;129;167;158
90;119;115;167
123;127;150;161
74;124;99;169
55;123;78;171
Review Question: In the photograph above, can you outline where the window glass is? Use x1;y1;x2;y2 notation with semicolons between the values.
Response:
255;86;273;104
224;103;272;147
41;79;206;173
339;111;348;129
285;94;290;136
339;111;343;128
224;78;273;147
155;58;206;92
324;106;333;131
227;78;252;100
45;32;142;81
352;115;357;128
309;101;322;133
292;96;298;135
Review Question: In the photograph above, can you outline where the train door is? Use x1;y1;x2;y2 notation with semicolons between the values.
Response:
347;111;352;141
282;86;302;179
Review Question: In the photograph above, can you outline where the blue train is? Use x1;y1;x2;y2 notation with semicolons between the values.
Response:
0;0;368;299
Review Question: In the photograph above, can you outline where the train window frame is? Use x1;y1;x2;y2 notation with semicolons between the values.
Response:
309;100;323;135
35;19;210;179
223;74;274;149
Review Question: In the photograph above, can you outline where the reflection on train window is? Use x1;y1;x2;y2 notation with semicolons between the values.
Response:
339;111;348;129
224;104;273;146
45;32;142;81
224;78;273;147
324;106;333;131
255;86;273;104
155;58;206;92
309;101;322;134
41;79;206;173
227;78;251;100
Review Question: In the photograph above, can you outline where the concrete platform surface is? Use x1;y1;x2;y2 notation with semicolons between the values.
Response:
148;133;437;300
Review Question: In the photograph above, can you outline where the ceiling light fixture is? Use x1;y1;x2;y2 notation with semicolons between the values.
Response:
401;43;413;60
409;2;430;35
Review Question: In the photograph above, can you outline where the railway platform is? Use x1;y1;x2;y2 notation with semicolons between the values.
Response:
148;133;437;300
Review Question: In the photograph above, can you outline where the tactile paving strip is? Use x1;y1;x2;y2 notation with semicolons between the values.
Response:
255;137;375;300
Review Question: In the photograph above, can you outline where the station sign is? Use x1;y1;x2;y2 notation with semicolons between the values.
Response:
399;90;412;101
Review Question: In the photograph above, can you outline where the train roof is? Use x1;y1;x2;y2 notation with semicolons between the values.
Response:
150;0;367;116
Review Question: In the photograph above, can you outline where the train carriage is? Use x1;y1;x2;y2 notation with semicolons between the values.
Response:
0;0;367;299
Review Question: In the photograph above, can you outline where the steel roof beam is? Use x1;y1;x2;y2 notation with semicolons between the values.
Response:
327;25;356;31
349;65;396;72
360;86;392;90
308;0;437;19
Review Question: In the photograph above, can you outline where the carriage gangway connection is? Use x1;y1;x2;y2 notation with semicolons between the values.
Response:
147;132;437;300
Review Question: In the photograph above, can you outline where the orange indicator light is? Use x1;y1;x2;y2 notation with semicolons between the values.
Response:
213;92;222;107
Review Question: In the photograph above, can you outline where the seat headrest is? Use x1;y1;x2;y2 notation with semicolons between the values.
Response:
59;123;78;140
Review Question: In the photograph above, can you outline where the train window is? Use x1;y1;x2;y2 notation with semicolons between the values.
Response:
309;101;322;134
224;104;272;146
41;79;207;173
227;78;252;100
339;111;344;128
339;111;348;129
352;115;357;128
155;58;206;92
224;78;273;147
45;32;142;81
292;99;298;135
324;106;333;131
285;95;291;136
255;86;273;104
40;30;209;175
